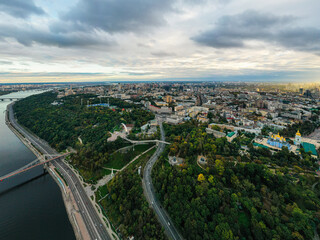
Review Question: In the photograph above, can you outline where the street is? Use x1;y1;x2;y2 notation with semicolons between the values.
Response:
142;118;183;240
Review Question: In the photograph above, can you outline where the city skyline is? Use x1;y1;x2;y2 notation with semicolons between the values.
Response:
0;0;320;83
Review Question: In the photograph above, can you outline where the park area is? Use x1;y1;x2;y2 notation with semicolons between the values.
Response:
105;143;155;170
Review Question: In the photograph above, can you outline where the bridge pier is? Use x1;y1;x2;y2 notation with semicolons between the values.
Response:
43;164;47;174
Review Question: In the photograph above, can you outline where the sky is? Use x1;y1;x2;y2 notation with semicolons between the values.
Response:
0;0;319;83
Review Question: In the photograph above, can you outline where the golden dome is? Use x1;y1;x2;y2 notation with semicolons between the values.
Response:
296;130;301;136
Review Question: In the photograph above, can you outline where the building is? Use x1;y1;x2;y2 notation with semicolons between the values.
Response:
155;101;168;107
299;88;304;95
148;105;161;113
227;131;237;142
164;95;173;103
301;142;318;158
197;115;209;123
196;93;207;106
174;105;184;112
294;130;302;146
148;105;172;114
267;133;291;150
165;115;183;125
304;90;312;98
206;128;226;138
188;106;209;118
256;99;265;109
159;106;172;114
281;111;302;120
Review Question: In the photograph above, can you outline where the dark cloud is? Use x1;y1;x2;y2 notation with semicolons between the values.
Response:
0;0;180;48
59;0;176;33
8;0;179;48
0;0;45;18
192;10;320;54
276;27;320;54
0;23;112;48
0;0;211;49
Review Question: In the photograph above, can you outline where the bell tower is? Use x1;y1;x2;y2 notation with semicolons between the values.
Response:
295;130;301;146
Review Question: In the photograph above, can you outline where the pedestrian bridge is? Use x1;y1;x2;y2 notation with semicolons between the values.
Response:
0;153;69;182
120;136;170;145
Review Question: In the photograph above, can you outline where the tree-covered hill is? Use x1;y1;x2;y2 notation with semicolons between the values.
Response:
152;122;320;240
14;91;154;181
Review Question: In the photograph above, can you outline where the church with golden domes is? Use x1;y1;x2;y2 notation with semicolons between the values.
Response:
294;130;302;146
267;132;291;150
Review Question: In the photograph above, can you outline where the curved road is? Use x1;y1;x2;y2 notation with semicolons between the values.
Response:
7;103;111;240
142;118;183;240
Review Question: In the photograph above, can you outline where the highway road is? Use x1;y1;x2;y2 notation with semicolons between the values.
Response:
7;103;111;240
142;118;183;240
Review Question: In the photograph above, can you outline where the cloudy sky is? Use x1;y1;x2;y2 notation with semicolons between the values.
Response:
0;0;319;83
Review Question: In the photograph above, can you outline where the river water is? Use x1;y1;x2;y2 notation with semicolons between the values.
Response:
0;91;75;240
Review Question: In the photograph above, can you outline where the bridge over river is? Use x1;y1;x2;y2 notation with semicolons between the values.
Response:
0;153;69;182
0;97;22;101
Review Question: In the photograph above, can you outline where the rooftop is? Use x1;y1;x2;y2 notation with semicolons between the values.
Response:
301;142;317;156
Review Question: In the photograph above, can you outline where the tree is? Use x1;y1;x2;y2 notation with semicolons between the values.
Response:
214;223;234;240
208;175;215;185
197;174;205;182
215;159;225;176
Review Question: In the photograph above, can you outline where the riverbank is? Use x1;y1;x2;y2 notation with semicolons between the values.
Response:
5;102;88;240
0;91;14;96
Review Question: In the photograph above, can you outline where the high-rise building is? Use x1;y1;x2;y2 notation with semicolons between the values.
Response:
299;88;304;95
304;90;312;98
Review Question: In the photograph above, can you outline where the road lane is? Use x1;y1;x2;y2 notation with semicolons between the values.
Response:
142;119;183;240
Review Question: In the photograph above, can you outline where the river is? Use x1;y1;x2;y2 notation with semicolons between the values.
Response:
0;91;75;240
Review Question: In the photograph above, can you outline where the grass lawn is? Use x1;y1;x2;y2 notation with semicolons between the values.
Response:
102;168;112;175
104;143;154;169
55;168;68;186
96;185;109;201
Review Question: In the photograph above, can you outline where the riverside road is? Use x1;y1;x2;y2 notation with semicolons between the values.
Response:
8;103;111;240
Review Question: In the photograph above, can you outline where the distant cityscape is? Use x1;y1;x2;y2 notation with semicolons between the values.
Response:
52;81;320;160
